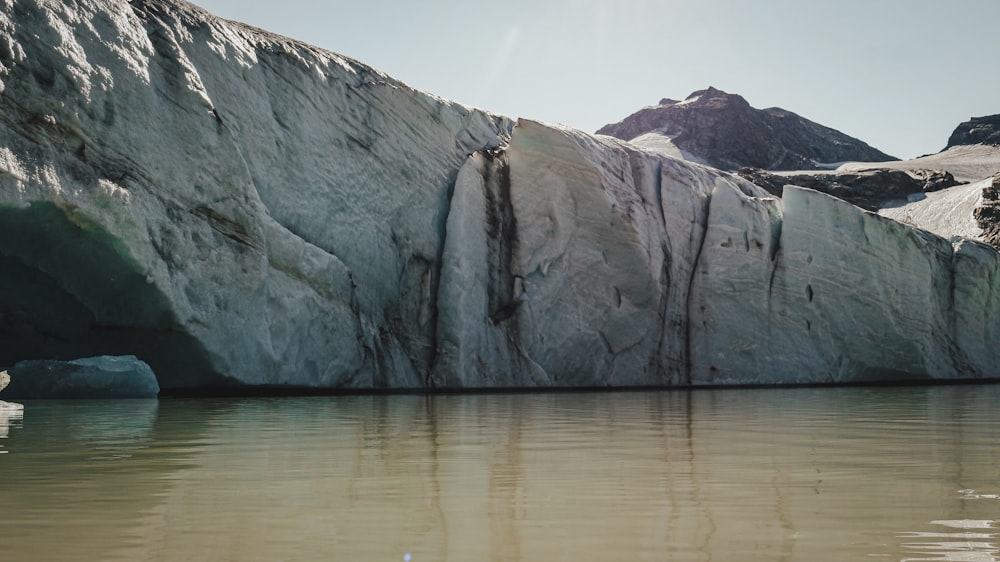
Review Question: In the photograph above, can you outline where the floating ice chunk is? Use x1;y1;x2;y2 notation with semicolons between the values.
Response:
4;355;160;399
0;398;24;439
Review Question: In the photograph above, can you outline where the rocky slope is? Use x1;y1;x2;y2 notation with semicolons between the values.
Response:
2;0;1000;391
738;167;961;210
596;87;896;171
946;114;1000;149
823;142;1000;247
741;118;1000;243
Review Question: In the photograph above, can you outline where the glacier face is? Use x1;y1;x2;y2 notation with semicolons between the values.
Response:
1;0;999;390
0;0;510;390
691;185;999;384
434;120;771;387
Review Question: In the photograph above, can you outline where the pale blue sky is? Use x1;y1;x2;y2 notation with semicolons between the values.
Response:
192;0;999;160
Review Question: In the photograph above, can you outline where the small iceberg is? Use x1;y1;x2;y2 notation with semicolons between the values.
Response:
0;370;25;438
0;405;22;439
2;356;160;399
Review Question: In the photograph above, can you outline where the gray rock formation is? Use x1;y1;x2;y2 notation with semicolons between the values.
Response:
2;0;1000;391
596;87;896;171
973;175;1000;248
738;167;962;210
0;370;8;393
946;115;1000;149
4;355;160;399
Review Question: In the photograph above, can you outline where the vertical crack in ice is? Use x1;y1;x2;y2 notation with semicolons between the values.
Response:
766;211;783;308
422;169;458;388
651;159;675;382
683;188;713;386
483;149;518;325
943;242;978;377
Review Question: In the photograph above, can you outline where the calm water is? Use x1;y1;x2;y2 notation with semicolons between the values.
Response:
1;385;999;561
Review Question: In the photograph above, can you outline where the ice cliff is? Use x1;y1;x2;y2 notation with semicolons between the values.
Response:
2;0;999;391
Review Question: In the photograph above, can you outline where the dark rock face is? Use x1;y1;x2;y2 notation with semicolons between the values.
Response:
974;175;1000;248
597;87;896;171
738;167;963;210
946;115;1000;149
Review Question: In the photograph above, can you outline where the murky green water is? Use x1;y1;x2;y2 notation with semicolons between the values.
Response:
1;385;998;561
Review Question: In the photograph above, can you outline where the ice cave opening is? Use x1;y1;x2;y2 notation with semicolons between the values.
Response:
0;201;230;391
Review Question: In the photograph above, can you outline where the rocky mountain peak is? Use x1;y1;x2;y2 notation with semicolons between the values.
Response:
597;88;896;171
946;114;1000;149
678;86;751;109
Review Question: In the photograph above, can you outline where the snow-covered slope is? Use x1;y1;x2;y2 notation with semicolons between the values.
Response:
836;145;1000;243
878;179;989;241
2;0;1000;390
839;144;1000;183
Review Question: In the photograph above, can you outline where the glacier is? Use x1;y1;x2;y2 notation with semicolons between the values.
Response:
1;0;999;391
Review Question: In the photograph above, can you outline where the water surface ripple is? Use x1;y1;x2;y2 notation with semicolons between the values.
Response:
1;385;999;561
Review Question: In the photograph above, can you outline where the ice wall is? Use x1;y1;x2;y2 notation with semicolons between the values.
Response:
449;122;1000;386
1;0;998;390
0;0;509;390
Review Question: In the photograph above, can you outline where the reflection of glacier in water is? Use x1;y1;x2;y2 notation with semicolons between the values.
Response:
0;401;24;442
960;490;1000;500
67;399;159;461
1;370;25;443
3;385;1000;561
900;514;998;561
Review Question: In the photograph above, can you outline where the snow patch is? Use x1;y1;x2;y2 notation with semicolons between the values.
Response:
838;145;1000;183
628;132;711;166
879;177;990;241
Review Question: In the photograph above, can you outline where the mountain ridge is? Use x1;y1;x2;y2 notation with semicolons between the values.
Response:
597;87;897;171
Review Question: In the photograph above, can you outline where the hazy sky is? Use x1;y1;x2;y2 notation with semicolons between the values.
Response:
191;0;999;160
